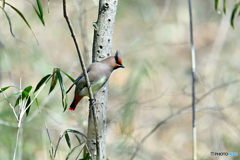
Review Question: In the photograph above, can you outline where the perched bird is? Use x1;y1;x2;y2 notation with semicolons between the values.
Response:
67;50;124;111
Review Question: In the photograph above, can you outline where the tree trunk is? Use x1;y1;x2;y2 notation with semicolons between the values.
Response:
87;0;118;160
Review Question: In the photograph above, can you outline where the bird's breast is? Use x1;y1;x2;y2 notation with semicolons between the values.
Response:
79;76;107;96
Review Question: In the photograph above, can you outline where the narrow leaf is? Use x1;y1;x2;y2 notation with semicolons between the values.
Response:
74;134;81;144
60;69;75;82
31;3;45;26
24;86;33;93
15;86;32;107
2;0;5;9
65;131;71;149
49;68;58;94
5;3;39;44
79;153;92;160
15;96;20;107
35;97;39;109
0;6;15;37
56;70;68;111
65;129;87;139
215;0;218;10
0;86;11;93
0;92;20;102
223;0;226;14
66;143;84;159
34;74;51;93
26;96;31;116
36;0;44;24
230;2;240;29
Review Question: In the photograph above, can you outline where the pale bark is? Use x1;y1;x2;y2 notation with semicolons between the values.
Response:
87;0;118;160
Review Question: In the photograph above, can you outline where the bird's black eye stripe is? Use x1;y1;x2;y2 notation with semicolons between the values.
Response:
114;52;121;65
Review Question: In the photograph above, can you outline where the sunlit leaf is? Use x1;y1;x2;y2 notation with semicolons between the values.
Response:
56;70;68;111
34;74;51;93
0;6;15;37
5;2;39;44
15;86;32;107
60;69;75;82
0;92;20;102
49;68;58;94
230;2;240;29
65;131;71;149
35;97;39;109
0;86;11;93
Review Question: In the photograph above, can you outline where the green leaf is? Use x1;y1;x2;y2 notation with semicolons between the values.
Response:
66;143;84;160
2;0;5;9
79;153;92;160
15;86;32;107
74;134;81;144
0;6;15;37
36;0;44;20
0;92;20;102
0;86;11;93
56;70;68;111
15;96;20;107
215;0;218;10
26;96;31;116
34;74;51;93
65;131;71;149
230;2;240;29
5;2;39;44
60;69;75;82
49;69;58;94
65;129;87;139
223;0;226;14
35;97;39;109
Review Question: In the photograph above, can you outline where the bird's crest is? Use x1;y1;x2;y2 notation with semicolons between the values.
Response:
114;50;123;66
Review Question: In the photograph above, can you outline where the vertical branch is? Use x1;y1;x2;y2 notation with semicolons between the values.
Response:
87;0;119;159
188;0;197;159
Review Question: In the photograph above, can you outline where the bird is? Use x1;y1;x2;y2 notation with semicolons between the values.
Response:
67;50;124;111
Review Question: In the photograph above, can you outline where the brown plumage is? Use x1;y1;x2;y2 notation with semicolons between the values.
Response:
67;50;124;111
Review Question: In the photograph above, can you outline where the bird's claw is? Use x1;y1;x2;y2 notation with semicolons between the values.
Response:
89;98;96;104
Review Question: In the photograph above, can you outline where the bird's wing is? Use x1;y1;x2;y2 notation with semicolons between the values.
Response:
66;68;91;94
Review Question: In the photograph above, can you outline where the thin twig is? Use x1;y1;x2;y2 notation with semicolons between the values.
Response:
0;89;18;120
13;126;20;160
45;122;54;157
188;0;197;159
62;0;94;103
62;1;99;157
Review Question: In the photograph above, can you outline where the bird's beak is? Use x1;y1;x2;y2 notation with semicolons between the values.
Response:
119;64;125;68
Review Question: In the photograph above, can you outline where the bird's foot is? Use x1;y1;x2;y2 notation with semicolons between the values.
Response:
89;98;96;104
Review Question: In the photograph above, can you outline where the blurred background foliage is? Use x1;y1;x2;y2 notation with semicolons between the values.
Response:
1;0;240;159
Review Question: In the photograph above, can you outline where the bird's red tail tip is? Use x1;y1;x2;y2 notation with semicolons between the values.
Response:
69;106;75;111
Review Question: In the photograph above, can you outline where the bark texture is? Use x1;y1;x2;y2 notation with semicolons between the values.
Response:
87;0;118;160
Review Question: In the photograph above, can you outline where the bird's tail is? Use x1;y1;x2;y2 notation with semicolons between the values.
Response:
69;93;84;111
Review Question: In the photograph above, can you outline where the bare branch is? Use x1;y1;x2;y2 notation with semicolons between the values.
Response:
62;0;94;103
